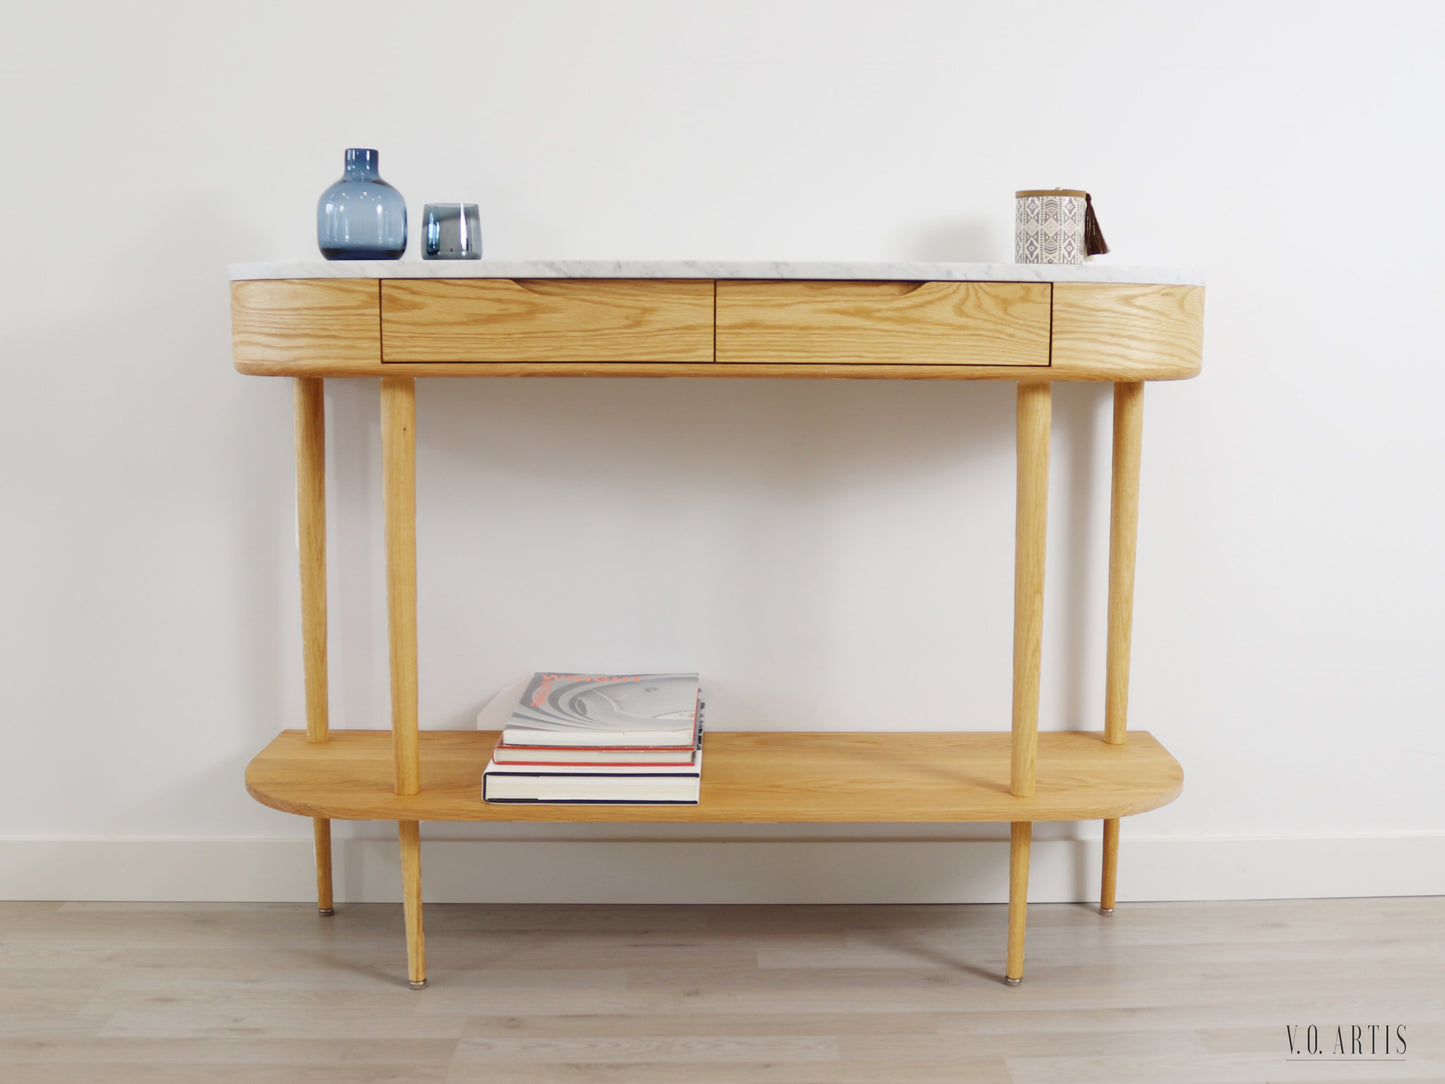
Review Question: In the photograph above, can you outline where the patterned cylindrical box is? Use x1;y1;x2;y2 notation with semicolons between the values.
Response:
1015;189;1090;264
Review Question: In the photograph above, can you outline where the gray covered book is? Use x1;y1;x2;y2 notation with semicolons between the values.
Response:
498;672;701;749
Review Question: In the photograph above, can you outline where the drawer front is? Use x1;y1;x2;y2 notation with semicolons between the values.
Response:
231;279;381;372
1049;283;1204;380
380;279;714;363
715;281;1051;367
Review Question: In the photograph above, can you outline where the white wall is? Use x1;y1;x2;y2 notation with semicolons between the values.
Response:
3;1;1443;901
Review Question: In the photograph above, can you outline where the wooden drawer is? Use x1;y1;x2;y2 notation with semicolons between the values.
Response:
715;280;1051;367
1049;283;1204;380
380;279;714;363
231;279;382;372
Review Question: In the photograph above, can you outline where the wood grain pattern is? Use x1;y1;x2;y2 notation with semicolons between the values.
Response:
313;817;333;914
231;279;379;373
293;378;328;743
230;273;1203;992
380;279;714;363
381;378;418;796
1050;284;1204;381
231;278;1204;380
715;281;1050;366
237;359;1064;379
1011;382;1051;797
293;378;334;915
1005;821;1031;983
1106;382;1144;744
244;730;1183;823
1101;816;1120;913
399;821;425;987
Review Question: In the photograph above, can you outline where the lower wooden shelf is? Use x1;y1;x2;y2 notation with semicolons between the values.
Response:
246;729;1182;823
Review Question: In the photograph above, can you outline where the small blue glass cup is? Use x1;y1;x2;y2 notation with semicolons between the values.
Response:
422;203;482;259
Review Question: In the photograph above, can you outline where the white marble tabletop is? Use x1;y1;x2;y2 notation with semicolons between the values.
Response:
229;259;1203;285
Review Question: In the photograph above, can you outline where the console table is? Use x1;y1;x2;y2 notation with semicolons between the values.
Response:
229;260;1203;989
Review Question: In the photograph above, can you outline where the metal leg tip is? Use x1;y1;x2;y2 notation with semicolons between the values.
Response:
1099;906;1115;916
317;907;335;916
1003;975;1022;986
409;978;428;990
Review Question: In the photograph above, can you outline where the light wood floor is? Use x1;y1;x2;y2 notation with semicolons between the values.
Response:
1;897;1440;1083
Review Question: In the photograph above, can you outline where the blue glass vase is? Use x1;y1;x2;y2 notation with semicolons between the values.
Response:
316;148;407;260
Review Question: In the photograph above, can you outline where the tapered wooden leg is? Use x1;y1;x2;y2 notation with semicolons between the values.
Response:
313;819;334;915
1102;381;1143;913
1006;384;1048;983
1011;382;1051;798
383;379;423;987
1105;382;1143;746
399;820;426;988
381;378;420;797
1100;817;1120;914
1005;821;1032;984
295;377;334;914
309;809;333;917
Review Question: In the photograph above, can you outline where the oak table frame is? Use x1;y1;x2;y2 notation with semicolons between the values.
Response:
230;265;1203;989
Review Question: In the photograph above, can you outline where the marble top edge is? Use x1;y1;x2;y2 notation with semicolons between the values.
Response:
228;259;1204;285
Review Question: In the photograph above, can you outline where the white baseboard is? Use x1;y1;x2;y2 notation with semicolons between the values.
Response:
3;833;1444;903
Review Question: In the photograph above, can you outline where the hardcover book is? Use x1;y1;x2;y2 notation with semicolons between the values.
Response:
498;672;701;749
490;743;700;767
481;748;703;804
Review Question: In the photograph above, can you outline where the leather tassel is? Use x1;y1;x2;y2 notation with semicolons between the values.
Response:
1084;193;1109;256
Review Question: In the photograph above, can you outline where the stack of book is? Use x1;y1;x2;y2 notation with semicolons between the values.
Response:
481;672;703;804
